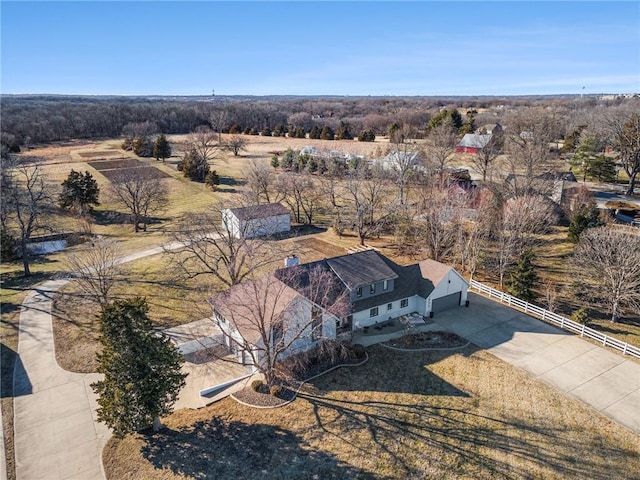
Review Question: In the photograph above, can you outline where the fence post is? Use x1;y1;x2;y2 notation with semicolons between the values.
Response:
524;302;528;313
542;310;546;321
623;343;628;355
602;335;607;347
581;324;585;337
561;317;564;328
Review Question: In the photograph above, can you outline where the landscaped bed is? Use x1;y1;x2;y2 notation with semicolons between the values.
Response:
103;345;640;480
383;330;469;350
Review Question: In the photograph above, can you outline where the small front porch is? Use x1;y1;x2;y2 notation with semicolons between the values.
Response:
352;313;440;347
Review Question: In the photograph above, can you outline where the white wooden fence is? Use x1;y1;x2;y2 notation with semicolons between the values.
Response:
469;280;640;359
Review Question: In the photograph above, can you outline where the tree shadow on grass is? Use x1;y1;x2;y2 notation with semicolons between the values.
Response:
141;418;387;480
298;389;637;480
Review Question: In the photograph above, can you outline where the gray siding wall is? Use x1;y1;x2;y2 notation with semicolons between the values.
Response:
349;278;395;302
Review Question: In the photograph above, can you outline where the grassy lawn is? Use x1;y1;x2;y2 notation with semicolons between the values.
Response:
103;345;640;480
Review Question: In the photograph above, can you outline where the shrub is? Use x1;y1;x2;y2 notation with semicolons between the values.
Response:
251;380;264;392
0;229;17;261
571;307;590;325
352;344;366;359
269;385;283;397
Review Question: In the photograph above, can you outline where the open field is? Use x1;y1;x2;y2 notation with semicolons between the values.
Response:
103;345;640;479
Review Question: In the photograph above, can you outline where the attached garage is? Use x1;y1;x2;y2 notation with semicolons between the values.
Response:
432;292;462;313
420;259;469;316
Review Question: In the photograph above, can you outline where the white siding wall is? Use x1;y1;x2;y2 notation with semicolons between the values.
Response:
245;213;290;238
352;295;421;329
425;270;469;313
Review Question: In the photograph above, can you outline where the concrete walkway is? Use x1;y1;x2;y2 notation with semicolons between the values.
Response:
13;280;110;480
433;292;640;435
9;239;208;479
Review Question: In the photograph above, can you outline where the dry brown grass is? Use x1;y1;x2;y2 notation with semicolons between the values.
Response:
104;345;640;480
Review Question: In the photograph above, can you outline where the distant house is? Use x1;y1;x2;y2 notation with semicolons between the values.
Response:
209;250;469;369
475;123;503;136
222;203;291;239
456;134;493;154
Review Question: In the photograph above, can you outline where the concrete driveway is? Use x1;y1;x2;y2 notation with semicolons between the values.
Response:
433;292;640;435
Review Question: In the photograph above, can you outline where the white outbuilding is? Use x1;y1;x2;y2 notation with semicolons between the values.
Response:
222;203;291;239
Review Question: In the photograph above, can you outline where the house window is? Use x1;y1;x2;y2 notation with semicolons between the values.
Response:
370;283;376;294
401;298;409;308
356;286;363;298
311;306;322;340
383;280;389;291
370;307;379;318
387;303;393;311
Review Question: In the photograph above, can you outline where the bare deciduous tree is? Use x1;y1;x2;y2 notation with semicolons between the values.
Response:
277;173;320;225
343;166;392;245
210;109;228;143
186;126;219;164
607;111;640;195
425;121;457;183
209;264;350;386
502;109;561;196
164;202;280;288
65;236;122;306
572;226;640;323
244;160;282;205
110;169;167;232
224;134;248;156
2;157;52;276
470;134;502;182
493;194;557;287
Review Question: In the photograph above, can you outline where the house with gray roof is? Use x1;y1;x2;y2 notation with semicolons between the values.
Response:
456;134;493;154
209;250;468;369
222;203;290;239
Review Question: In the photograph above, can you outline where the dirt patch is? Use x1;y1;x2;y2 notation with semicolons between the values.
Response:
294;237;346;258
88;158;148;171
77;150;121;159
88;158;171;181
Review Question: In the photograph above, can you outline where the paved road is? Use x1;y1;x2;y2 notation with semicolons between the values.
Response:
434;293;640;435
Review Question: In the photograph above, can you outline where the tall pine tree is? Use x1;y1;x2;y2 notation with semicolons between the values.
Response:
92;298;186;437
506;250;538;302
153;134;172;162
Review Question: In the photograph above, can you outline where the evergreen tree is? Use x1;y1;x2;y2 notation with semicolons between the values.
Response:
506;251;538;302
335;121;353;140
585;155;617;182
388;122;401;143
270;154;279;168
295;126;306;139
92;298;186;438
568;204;603;243
309;125;321;139
280;148;295;169
320;126;335;140
178;148;210;182
153;134;172;162
460;112;476;135
358;129;376;142
59;170;100;212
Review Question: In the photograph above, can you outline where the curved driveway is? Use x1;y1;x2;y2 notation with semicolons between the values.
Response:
10;241;193;480
13;280;110;480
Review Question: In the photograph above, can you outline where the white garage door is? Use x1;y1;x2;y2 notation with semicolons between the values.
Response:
432;292;461;313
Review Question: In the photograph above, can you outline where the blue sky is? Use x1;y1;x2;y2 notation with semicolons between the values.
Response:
1;1;639;96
